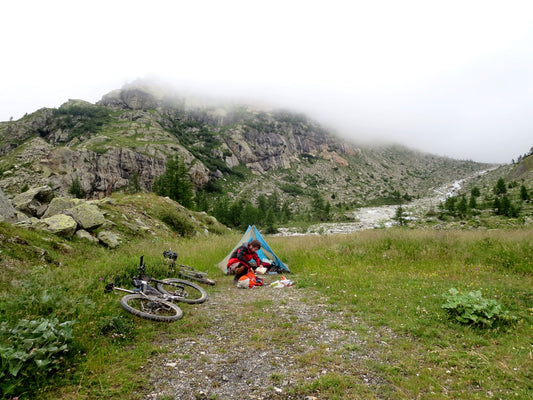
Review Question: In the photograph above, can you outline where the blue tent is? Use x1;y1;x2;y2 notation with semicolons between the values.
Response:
217;225;290;274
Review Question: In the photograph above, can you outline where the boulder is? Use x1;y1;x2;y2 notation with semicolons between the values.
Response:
38;214;78;237
97;231;119;248
66;203;106;230
75;229;99;243
0;188;17;223
42;197;84;218
12;186;54;217
13;217;41;229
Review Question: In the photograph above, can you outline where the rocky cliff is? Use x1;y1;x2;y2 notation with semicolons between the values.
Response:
0;82;493;208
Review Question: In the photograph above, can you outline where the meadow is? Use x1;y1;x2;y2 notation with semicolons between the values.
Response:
1;224;532;399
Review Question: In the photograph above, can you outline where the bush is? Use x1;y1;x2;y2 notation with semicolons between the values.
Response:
0;318;75;397
442;288;515;328
153;205;196;237
68;177;85;199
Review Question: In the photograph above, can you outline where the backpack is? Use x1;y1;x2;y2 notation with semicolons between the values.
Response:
236;270;264;289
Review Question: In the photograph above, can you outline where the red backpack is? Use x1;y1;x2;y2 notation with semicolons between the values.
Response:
237;270;264;289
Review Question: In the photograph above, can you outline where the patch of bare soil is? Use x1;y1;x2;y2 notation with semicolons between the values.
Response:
143;276;395;400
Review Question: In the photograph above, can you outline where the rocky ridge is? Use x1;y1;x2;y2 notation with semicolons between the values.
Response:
0;82;493;211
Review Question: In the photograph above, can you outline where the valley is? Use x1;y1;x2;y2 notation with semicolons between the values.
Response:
275;168;497;236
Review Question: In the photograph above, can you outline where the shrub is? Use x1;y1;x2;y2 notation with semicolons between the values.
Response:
153;205;196;237
0;318;75;397
442;288;515;328
68;177;85;199
279;183;304;196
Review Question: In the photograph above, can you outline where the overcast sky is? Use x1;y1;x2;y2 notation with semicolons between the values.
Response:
2;1;532;163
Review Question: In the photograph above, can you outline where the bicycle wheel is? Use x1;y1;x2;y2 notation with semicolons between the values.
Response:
120;294;183;322
157;278;208;304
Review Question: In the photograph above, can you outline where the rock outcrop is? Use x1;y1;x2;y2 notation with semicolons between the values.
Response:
5;187;118;246
12;186;54;217
0;188;17;223
36;214;78;237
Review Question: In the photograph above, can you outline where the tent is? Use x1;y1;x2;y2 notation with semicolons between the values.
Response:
217;225;290;274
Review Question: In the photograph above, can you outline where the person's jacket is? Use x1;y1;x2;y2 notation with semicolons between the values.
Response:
227;244;261;269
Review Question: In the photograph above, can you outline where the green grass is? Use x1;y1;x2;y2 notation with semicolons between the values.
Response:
1;222;532;399
273;229;533;399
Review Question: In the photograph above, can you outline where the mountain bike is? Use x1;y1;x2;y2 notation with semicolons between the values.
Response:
105;256;208;322
163;250;216;285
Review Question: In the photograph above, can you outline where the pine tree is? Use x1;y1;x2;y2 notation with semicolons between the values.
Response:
69;177;85;199
520;185;530;202
153;155;194;208
468;195;477;210
457;196;468;219
471;187;481;197
393;205;408;226
494;178;507;196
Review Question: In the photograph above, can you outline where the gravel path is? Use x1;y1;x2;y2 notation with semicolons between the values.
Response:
143;277;394;400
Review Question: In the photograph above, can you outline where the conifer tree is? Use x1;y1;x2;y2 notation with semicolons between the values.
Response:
153;155;194;208
520;185;530;202
393;205;408;226
494;178;507;196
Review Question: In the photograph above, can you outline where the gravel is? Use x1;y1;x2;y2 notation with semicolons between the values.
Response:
143;277;395;400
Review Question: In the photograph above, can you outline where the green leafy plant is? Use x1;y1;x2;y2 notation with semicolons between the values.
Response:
0;318;75;397
442;288;515;327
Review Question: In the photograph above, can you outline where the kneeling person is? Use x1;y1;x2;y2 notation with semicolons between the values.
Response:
227;239;262;282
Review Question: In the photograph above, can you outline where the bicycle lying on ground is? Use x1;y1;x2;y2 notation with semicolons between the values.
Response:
105;255;208;322
163;250;216;286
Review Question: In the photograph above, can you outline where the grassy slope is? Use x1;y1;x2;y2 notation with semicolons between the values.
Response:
1;207;532;399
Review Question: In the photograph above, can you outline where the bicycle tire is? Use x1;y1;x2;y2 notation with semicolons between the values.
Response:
178;270;216;286
120;294;183;322
157;278;208;304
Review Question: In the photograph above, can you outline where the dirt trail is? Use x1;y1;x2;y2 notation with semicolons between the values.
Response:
144;279;393;400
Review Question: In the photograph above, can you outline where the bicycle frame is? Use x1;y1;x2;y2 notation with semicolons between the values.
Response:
105;255;207;303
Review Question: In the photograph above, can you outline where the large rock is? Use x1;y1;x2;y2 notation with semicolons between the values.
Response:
11;186;54;217
65;203;106;230
75;229;100;243
37;214;78;237
97;231;119;248
0;188;17;223
42;197;85;218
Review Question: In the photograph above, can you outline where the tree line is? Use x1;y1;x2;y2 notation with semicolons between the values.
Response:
150;155;334;232
438;177;530;220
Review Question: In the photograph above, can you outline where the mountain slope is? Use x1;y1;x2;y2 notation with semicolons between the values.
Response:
0;82;493;210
